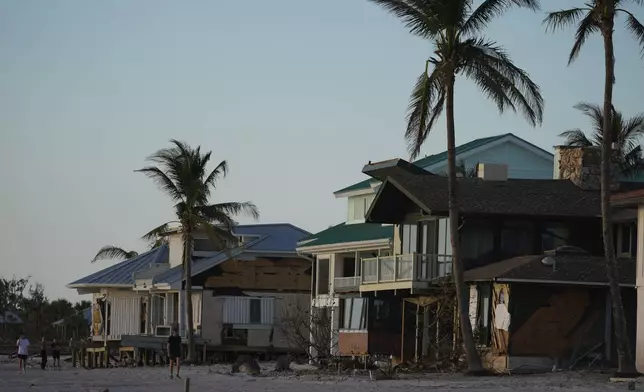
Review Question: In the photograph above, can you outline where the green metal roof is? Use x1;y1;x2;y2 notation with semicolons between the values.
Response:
334;133;513;194
297;222;393;249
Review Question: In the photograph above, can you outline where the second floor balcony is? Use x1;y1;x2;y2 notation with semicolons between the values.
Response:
361;253;452;289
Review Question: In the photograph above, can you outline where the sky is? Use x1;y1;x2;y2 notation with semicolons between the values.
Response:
1;0;644;301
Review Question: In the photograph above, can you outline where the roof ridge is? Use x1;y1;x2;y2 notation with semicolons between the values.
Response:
235;222;311;235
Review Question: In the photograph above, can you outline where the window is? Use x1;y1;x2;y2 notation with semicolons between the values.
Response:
249;299;262;324
347;195;375;222
542;223;570;252
615;223;637;257
476;285;491;345
341;298;367;330
317;258;330;295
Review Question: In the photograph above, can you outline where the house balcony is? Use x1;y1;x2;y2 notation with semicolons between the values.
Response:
334;276;361;292
360;253;452;291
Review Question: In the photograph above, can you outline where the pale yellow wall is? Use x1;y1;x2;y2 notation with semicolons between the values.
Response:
393;224;401;254
168;233;183;268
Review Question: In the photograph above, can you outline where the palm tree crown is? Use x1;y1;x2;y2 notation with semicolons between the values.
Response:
544;0;644;66
559;103;644;178
370;0;544;158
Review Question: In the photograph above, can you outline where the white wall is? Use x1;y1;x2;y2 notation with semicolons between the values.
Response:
169;233;183;268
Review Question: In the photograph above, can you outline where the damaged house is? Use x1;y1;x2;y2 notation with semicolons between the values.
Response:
324;145;641;372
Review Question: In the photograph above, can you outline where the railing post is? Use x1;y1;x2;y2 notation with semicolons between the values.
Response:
375;256;380;283
393;255;398;281
361;259;364;284
412;252;417;281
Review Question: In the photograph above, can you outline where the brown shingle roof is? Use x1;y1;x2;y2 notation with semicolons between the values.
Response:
380;169;644;218
464;255;635;286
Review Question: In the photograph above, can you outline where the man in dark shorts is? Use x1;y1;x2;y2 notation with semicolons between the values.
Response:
40;337;47;370
51;339;61;370
167;329;182;379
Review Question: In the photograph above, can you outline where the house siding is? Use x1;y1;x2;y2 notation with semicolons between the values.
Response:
428;141;553;179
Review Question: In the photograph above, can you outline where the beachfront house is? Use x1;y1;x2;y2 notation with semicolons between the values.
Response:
67;223;312;357
296;133;555;358
354;145;640;371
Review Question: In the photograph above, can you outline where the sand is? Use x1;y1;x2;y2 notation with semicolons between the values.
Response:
0;360;637;391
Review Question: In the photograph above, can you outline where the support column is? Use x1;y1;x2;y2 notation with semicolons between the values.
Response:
635;204;644;372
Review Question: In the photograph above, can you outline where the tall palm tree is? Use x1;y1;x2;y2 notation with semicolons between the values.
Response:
545;1;644;375
368;0;544;373
91;246;138;263
137;140;259;362
559;102;644;178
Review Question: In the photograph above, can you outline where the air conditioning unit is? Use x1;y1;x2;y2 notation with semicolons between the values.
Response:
155;325;172;337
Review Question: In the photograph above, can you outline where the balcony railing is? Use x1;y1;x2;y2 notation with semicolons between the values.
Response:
361;253;452;284
334;276;361;292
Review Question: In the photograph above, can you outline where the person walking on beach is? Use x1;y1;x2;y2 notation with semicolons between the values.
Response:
16;334;30;374
40;337;47;370
51;339;61;370
167;328;182;379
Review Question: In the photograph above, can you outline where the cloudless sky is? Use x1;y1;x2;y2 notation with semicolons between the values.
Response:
1;1;643;301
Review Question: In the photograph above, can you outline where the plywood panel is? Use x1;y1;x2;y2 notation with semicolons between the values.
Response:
201;292;223;345
204;258;311;291
339;332;368;356
510;288;591;357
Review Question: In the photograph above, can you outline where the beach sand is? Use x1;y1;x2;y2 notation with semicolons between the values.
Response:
0;360;636;391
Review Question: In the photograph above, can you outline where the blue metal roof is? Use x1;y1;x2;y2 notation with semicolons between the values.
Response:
67;245;169;287
68;224;310;289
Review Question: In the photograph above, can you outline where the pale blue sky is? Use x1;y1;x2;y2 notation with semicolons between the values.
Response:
1;1;643;300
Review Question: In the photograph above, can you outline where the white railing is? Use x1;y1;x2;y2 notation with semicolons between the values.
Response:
361;253;453;284
334;276;361;291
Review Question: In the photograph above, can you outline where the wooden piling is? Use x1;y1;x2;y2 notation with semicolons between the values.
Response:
184;377;190;392
72;348;77;368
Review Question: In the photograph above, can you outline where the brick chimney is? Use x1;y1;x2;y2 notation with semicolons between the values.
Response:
553;145;618;190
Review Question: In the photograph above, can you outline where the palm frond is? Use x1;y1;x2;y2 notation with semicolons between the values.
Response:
91;246;138;263
558;129;593;147
574;102;604;139
405;63;445;159
193;215;239;254
198;201;260;223
142;222;173;242
135;166;183;202
568;10;600;65
367;0;441;38
204;160;228;191
543;8;588;32
460;38;544;126
623;11;644;56
463;0;540;36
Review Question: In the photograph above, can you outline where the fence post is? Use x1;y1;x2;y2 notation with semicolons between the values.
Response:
411;252;417;281
393;254;398;281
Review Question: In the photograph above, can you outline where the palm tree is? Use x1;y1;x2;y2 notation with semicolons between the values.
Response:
368;0;544;373
545;1;644;375
559;102;644;178
137;140;259;362
91;246;138;263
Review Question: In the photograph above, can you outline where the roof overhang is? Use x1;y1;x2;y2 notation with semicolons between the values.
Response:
492;278;635;288
334;182;381;198
365;178;436;224
612;189;644;208
296;238;391;254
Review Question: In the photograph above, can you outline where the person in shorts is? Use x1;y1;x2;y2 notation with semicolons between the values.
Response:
16;334;30;374
167;329;182;379
51;339;61;370
40;337;47;370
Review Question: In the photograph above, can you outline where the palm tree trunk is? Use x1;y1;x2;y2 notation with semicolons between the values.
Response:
183;232;196;363
601;23;637;376
445;74;483;373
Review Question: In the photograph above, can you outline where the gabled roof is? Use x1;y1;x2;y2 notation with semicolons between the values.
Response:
67;245;169;288
334;133;553;195
464;255;635;286
68;223;310;289
296;222;393;251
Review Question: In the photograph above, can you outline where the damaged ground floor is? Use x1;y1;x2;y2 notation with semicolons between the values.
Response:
312;253;637;373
